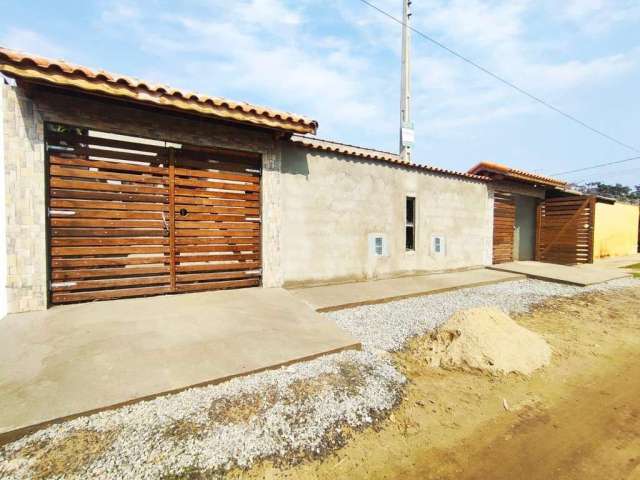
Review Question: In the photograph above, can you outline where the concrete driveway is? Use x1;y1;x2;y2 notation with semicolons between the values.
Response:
0;288;358;440
489;261;630;286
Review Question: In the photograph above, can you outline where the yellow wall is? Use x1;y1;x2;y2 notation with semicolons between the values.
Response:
593;202;639;259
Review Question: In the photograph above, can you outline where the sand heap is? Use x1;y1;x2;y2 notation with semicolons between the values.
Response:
424;307;552;376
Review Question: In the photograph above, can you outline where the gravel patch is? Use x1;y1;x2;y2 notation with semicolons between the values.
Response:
0;350;404;480
326;277;640;351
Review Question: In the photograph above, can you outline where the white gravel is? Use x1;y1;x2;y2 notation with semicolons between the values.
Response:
2;276;637;479
326;277;640;351
0;350;404;480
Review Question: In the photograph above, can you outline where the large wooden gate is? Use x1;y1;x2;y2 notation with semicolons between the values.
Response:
47;126;261;304
535;196;595;265
492;191;516;264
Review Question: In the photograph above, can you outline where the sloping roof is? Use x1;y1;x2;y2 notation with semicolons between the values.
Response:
290;134;489;181
468;161;566;188
0;46;317;134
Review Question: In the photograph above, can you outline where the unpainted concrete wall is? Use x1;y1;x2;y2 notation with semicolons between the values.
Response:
593;202;640;259
279;144;493;286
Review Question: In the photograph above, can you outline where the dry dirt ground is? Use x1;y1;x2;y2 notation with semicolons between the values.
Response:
232;286;640;480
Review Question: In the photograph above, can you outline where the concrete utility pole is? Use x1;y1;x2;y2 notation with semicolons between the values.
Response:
399;0;414;162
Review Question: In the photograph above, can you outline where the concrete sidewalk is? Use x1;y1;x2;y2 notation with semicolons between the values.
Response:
489;261;630;286
588;254;640;270
288;268;524;312
0;288;358;441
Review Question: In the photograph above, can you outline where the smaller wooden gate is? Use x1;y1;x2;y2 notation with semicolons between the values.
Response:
492;191;516;264
535;196;595;265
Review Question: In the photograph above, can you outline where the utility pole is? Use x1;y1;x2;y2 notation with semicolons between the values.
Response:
399;0;414;162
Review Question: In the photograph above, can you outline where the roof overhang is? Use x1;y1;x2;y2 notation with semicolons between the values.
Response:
291;134;489;182
468;161;566;188
0;47;318;135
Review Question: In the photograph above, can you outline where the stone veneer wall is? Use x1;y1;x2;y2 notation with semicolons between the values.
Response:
2;83;48;313
1;83;283;313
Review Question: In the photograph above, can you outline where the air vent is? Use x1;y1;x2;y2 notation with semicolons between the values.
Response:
369;233;388;257
431;235;445;255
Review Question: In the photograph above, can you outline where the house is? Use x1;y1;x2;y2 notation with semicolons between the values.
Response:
0;47;494;315
469;162;640;265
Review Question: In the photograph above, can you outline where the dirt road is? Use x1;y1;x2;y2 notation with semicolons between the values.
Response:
241;286;640;480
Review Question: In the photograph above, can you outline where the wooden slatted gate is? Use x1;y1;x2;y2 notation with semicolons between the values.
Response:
46;125;261;304
535;196;595;265
492;191;516;264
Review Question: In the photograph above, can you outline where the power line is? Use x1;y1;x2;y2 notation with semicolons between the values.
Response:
550;155;640;176
571;166;640;186
357;0;640;154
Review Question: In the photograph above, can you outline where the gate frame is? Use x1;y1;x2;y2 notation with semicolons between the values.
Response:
44;122;264;306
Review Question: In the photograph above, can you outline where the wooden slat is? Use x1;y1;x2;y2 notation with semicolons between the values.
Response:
174;167;259;183
175;221;259;229
50;156;166;175
51;275;170;291
50;209;163;220
51;256;168;268
52;228;165;237
51;218;165;228
175;262;260;273
51;188;167;204
50;165;167;185
48;131;167;154
174;177;260;192
176;244;260;254
176;271;260;283
175;237;259;245
52;266;169;280
52;245;167;256
51;199;168;211
52;285;172;303
51;178;168;195
174;187;259;200
174;278;259;293
51;237;168;246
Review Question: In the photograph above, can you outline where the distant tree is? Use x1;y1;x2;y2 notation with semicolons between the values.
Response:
570;181;640;204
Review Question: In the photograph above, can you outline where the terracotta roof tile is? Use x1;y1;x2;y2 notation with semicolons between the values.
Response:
468;161;566;187
290;135;489;181
0;46;318;134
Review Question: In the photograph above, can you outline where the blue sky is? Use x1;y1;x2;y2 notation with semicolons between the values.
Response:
2;0;639;186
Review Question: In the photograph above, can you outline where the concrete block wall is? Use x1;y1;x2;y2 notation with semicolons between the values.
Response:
279;143;494;287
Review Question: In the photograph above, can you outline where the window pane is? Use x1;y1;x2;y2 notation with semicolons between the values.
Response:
406;197;415;224
406;226;415;251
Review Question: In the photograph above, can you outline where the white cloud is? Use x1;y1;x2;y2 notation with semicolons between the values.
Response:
562;0;640;34
1;28;67;58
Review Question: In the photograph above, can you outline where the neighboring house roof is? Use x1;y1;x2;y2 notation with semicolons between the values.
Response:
290;134;489;182
468;161;567;188
0;46;317;134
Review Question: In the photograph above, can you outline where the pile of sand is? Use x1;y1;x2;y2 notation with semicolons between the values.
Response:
424;307;552;376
